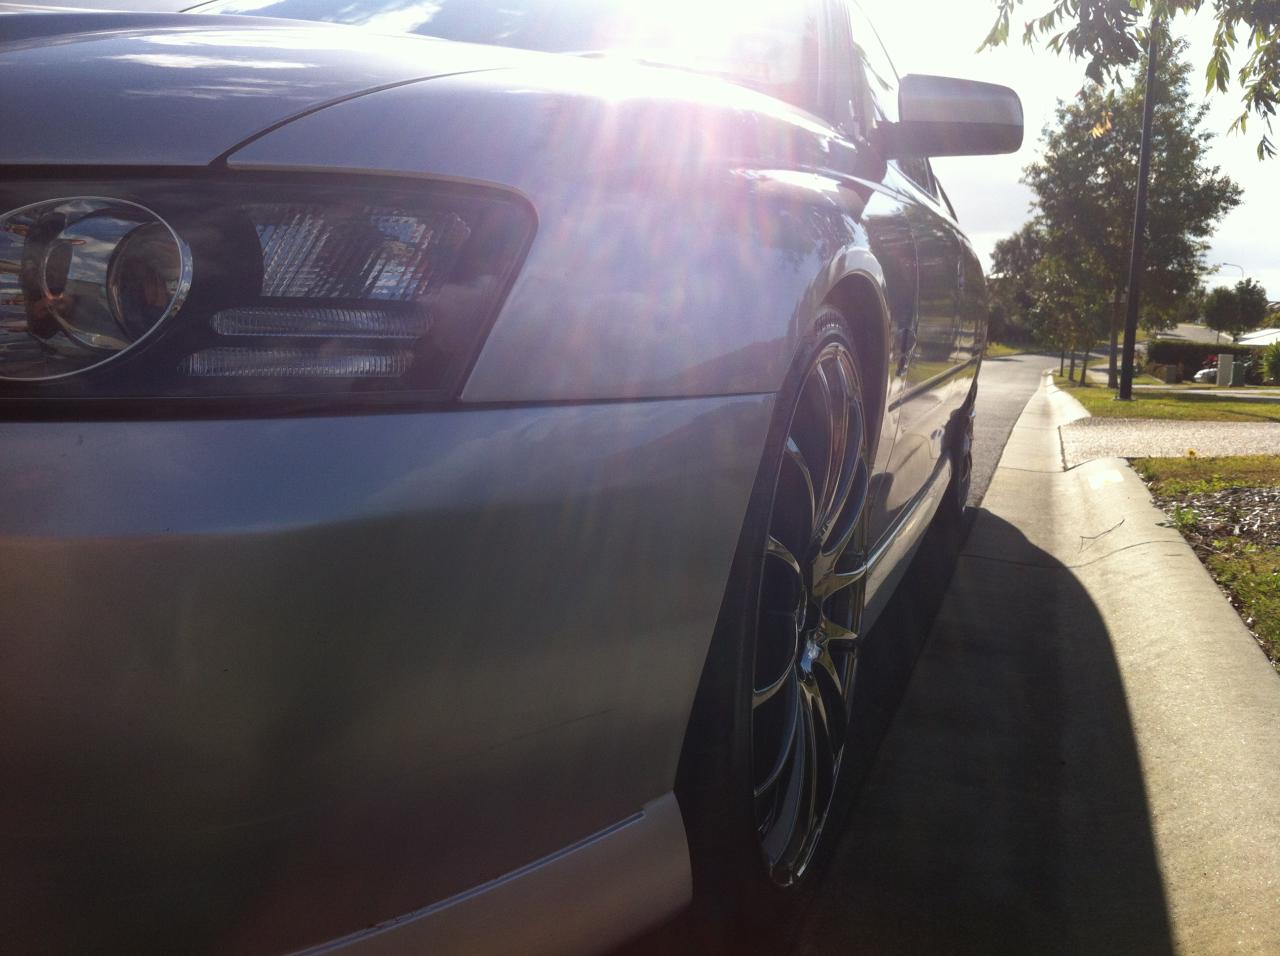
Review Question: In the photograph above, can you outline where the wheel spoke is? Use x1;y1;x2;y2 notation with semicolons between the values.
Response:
819;614;861;651
811;647;845;702
800;673;831;757
765;535;803;587
754;684;801;798
823;450;870;554
784;437;818;534
753;659;795;708
811;649;850;755
797;689;821;860
812;361;849;541
760;702;808;864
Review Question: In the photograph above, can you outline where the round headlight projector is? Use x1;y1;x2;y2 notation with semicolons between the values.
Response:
0;197;191;381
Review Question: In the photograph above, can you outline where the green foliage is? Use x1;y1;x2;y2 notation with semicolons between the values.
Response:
1204;278;1272;336
1022;250;1110;353
1209;548;1280;667
984;1;1280;159
1168;283;1207;331
1205;285;1241;335
987;222;1045;339
1057;379;1280;421
1263;341;1280;383
1134;454;1280;492
1006;44;1241;354
1174;505;1199;531
1146;339;1251;377
1236;277;1271;329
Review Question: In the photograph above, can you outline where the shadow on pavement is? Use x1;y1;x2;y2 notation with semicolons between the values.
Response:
793;507;1174;955
619;502;1172;955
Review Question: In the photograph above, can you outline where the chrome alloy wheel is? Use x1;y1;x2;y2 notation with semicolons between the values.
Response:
752;339;870;886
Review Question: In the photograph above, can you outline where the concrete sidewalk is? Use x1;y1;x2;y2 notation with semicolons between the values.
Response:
798;372;1280;955
1060;417;1280;466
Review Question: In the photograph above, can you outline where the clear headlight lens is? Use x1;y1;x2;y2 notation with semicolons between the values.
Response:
0;179;534;406
0;198;191;381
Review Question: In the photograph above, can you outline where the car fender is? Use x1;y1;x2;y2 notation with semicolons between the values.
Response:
226;60;896;407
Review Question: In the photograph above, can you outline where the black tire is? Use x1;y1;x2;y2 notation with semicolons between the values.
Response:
676;308;873;949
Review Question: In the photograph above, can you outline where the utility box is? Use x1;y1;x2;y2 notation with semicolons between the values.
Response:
1217;353;1234;386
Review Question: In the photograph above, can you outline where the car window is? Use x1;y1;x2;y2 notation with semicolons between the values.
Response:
845;2;935;196
190;0;824;112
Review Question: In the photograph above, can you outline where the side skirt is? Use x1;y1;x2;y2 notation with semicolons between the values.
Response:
861;456;953;634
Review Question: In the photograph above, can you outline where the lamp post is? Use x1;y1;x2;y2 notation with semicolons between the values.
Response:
1118;18;1163;401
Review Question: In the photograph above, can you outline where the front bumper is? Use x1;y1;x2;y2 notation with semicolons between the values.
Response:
0;394;771;952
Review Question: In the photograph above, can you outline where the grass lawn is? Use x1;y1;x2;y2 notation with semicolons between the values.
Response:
1055;373;1280;422
1134;455;1280;494
1081;367;1165;385
984;341;1027;358
1133;455;1280;669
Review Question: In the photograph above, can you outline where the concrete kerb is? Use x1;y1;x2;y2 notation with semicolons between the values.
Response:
982;370;1280;953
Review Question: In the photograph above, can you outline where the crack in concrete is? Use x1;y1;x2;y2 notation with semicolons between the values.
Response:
962;539;1186;571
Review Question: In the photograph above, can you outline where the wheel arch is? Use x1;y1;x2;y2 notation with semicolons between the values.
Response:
820;270;892;462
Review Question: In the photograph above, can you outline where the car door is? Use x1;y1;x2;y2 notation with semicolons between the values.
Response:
814;0;918;550
843;4;966;530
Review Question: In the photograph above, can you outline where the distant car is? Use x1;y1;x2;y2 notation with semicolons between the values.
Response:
1194;366;1219;383
0;1;1021;952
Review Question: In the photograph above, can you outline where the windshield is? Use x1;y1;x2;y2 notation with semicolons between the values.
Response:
190;0;821;106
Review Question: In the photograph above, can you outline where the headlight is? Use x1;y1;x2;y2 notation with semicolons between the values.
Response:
0;198;191;380
0;177;534;409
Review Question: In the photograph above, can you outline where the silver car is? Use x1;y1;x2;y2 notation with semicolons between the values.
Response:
0;1;1021;952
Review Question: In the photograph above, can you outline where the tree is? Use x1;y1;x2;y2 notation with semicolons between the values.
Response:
1171;282;1207;326
1204;285;1240;337
1236;277;1270;330
984;0;1280;158
1027;252;1110;379
987;222;1046;341
1263;342;1280;383
1203;278;1270;338
1018;42;1241;384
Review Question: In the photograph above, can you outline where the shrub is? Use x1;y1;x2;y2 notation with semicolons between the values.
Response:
1146;341;1254;380
1263;342;1280;384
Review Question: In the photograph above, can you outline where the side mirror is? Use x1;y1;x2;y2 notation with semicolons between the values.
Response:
881;75;1023;159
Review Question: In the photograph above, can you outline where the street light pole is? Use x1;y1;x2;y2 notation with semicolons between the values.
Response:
1118;18;1163;401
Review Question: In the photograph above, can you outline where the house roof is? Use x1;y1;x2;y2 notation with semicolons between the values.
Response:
1237;327;1280;347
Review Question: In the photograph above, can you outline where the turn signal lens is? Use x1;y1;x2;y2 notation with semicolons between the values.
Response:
210;306;428;340
180;347;414;378
0;198;191;381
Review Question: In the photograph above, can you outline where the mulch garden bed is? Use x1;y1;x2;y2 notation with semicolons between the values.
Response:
1143;481;1280;670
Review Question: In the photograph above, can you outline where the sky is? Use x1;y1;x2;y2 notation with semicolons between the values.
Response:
861;0;1280;299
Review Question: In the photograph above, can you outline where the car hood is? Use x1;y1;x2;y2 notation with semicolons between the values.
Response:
0;13;535;166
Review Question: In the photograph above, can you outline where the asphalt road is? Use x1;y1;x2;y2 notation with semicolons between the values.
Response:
967;352;1059;508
